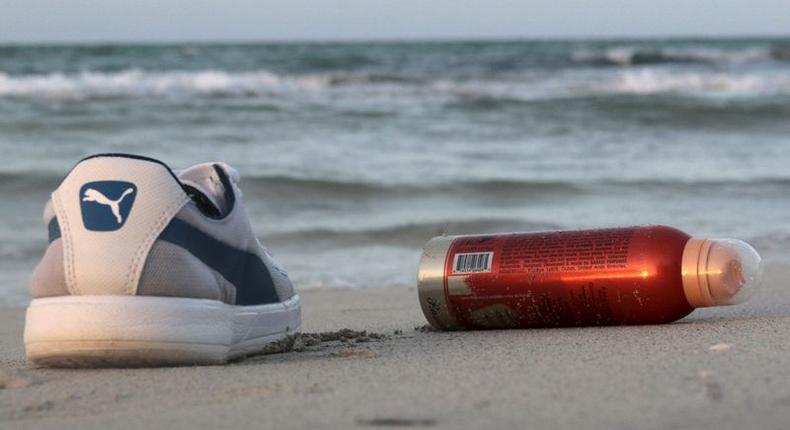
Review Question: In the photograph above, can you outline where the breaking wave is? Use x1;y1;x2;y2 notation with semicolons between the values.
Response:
1;67;789;102
0;69;428;101
265;218;561;248
603;69;790;95
7;169;790;198
571;46;784;66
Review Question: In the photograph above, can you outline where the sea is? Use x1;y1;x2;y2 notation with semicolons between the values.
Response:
1;38;789;305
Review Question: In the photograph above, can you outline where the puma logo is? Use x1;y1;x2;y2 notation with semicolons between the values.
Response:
82;188;135;224
79;181;137;231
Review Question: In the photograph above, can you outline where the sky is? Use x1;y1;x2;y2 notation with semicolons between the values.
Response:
1;0;790;43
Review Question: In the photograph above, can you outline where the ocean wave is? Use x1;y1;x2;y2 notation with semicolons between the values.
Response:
0;69;309;100
595;177;790;192
2;66;790;102
0;69;428;101
572;46;774;66
0;241;46;261
0;171;61;193
604;69;788;95
443;94;536;111
6;169;790;197
771;45;790;61
265;218;560;248
241;175;584;197
241;175;790;205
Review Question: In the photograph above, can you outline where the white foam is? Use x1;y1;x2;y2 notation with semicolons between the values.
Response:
663;47;768;64
0;69;330;100
571;46;771;65
1;67;788;102
606;69;788;95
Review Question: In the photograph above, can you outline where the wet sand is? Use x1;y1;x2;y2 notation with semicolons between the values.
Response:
2;264;790;429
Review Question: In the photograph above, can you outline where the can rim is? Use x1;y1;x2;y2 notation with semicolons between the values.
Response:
416;235;461;330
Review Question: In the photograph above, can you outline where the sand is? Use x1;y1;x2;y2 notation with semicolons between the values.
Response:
3;264;790;429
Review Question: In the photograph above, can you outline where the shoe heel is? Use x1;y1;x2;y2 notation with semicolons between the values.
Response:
24;295;233;367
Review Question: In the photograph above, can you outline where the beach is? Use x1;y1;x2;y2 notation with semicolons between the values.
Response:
2;262;789;429
2;38;790;429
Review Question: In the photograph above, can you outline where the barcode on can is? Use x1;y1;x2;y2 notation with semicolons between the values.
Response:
452;252;494;274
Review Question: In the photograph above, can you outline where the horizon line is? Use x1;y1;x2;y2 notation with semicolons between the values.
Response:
2;33;790;47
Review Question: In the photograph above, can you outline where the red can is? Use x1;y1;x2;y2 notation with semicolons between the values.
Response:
417;226;762;330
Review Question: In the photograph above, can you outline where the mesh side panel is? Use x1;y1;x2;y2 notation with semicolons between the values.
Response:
174;203;295;303
137;241;236;304
261;251;295;301
30;240;69;298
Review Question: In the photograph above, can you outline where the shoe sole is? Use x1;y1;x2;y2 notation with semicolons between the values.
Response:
24;294;300;367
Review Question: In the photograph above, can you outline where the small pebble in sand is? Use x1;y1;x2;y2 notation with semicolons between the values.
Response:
709;343;733;352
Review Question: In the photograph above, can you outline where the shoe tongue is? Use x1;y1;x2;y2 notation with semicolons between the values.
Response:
177;162;239;216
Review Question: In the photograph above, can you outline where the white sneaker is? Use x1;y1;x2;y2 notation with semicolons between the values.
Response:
24;154;300;367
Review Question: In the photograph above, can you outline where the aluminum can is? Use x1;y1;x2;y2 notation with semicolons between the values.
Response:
417;226;762;330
